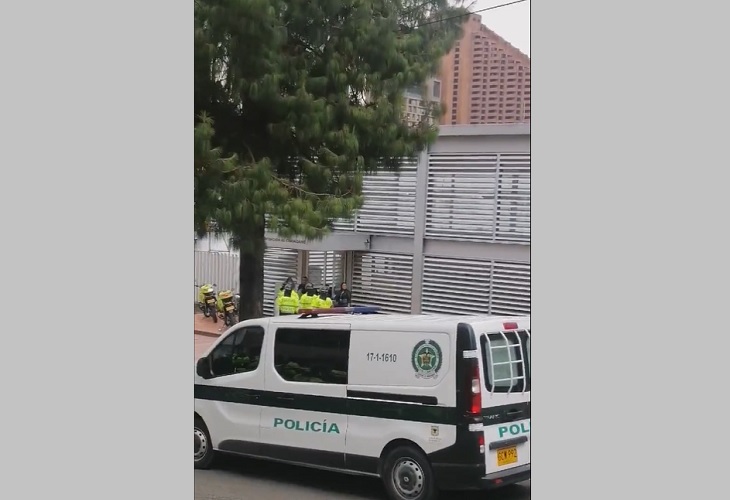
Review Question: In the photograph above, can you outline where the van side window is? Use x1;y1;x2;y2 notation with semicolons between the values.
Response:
210;326;265;377
480;331;527;392
274;328;350;384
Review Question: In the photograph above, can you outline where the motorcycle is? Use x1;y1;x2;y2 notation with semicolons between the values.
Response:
196;283;218;323
216;289;238;326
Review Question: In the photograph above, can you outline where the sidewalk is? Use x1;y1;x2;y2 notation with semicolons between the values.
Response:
194;312;227;337
194;312;228;361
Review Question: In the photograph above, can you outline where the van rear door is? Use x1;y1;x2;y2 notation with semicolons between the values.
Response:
478;324;531;476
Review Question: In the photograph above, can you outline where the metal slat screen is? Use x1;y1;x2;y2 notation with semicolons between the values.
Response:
490;261;531;315
426;153;530;244
333;159;417;235
426;154;499;241
352;252;414;313
307;251;344;291
263;248;300;316
422;256;530;316
193;251;239;303
496;154;530;243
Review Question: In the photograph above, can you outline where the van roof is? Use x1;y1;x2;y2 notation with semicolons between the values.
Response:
266;313;530;333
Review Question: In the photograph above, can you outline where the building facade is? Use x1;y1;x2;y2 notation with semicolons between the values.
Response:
438;14;531;125
194;123;530;317
403;77;442;127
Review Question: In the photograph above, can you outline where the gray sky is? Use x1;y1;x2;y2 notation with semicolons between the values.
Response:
472;0;530;57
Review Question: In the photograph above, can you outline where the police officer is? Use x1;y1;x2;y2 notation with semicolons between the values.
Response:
297;276;309;295
276;283;299;315
313;285;333;309
278;277;295;299
299;282;318;310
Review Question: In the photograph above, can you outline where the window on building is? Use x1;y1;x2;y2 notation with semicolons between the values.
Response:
209;326;265;378
274;328;351;385
432;80;441;99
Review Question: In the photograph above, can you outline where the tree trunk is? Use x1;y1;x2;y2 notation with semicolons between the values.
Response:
238;224;265;320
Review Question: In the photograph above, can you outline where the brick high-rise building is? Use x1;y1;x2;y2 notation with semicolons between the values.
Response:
439;14;530;125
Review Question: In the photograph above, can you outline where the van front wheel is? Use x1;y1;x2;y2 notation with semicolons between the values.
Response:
382;446;438;500
194;416;214;469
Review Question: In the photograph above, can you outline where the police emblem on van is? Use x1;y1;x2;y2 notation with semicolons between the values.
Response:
412;340;443;379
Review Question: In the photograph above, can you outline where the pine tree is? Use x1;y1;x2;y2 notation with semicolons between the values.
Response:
194;0;466;319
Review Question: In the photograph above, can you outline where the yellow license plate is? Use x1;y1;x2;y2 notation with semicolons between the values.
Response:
225;306;234;311
496;446;518;466
207;299;215;304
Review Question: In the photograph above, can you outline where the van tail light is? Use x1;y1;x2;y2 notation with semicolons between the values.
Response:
468;363;482;416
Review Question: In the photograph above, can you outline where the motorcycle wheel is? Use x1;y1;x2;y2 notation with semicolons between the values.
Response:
202;305;211;317
212;308;218;323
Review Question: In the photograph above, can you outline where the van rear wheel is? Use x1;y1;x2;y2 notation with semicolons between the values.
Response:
382;446;438;500
194;416;214;469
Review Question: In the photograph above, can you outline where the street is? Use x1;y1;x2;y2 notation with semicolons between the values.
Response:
195;453;530;500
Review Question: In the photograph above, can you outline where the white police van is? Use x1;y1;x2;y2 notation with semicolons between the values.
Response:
194;307;530;500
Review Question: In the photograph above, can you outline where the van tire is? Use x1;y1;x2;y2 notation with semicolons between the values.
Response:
194;416;214;469
382;445;438;500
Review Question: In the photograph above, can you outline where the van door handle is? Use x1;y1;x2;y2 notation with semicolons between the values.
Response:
489;435;528;450
506;409;523;415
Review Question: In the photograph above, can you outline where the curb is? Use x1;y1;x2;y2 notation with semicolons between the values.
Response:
194;329;222;338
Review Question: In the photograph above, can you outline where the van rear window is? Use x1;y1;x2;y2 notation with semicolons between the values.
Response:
480;331;529;392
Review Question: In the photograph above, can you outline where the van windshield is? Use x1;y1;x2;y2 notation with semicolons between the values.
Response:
480;330;530;392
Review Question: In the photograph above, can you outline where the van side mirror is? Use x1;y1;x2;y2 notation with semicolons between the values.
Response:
196;357;212;379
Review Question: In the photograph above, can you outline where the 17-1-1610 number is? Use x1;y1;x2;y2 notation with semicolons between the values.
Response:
366;352;397;363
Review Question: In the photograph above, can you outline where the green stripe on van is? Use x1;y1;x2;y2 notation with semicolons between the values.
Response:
194;384;460;425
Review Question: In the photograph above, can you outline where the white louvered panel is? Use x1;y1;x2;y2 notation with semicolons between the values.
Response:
426;154;499;242
307;251;344;291
332;218;356;231
332;160;417;234
351;252;413;313
193;251;239;303
263;248;299;317
495;154;531;244
422;256;492;315
490;261;531;315
355;159;418;236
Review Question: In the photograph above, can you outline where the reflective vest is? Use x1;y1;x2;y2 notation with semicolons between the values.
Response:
313;296;333;309
276;292;299;314
299;292;317;310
